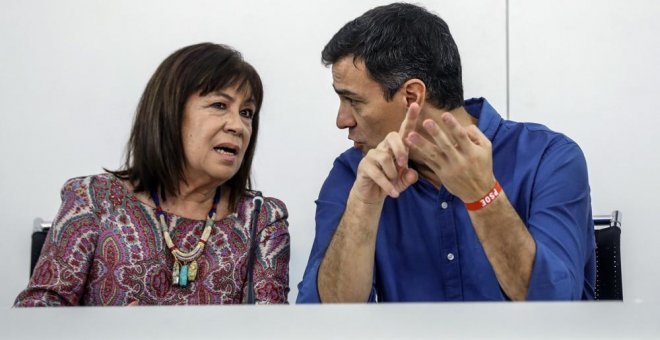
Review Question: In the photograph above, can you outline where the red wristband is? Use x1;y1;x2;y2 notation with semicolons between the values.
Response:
464;181;502;211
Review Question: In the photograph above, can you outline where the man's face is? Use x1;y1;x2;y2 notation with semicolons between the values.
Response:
331;56;407;154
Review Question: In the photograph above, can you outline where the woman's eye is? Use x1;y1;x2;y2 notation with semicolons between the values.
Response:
210;102;227;110
240;109;255;119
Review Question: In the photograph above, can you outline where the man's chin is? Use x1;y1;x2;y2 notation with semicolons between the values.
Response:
353;142;370;155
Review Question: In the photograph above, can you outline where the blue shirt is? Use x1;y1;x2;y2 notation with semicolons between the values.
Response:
297;98;596;302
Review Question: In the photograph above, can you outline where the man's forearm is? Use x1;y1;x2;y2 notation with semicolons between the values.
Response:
317;188;384;302
468;191;536;300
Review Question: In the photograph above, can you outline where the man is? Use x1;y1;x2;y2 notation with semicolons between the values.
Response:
297;3;595;302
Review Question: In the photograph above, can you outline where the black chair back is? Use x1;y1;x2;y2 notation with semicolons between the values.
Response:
30;218;51;277
594;211;623;300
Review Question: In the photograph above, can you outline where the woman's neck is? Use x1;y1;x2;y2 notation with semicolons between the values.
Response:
128;179;229;221
162;182;222;220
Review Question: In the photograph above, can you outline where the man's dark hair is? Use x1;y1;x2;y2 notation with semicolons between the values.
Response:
109;43;263;210
322;2;464;110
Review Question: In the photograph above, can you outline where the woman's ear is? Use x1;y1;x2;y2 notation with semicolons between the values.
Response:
401;79;426;107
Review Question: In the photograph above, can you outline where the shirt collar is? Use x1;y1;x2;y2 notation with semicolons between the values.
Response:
464;97;502;141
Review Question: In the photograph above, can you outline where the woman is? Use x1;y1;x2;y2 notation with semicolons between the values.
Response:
14;43;290;306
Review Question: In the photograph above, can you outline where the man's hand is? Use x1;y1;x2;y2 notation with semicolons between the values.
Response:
353;103;421;204
407;112;536;300
407;112;495;203
319;103;422;303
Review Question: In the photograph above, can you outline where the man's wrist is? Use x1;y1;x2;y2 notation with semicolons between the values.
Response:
349;186;386;206
465;180;502;211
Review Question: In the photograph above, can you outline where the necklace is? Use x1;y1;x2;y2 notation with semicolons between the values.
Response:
149;187;221;287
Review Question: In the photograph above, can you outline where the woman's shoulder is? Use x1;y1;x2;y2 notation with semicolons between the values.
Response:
246;190;287;210
59;173;131;207
50;174;116;237
240;190;288;221
60;173;117;195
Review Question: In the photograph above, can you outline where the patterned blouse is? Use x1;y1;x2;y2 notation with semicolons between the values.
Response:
14;174;290;306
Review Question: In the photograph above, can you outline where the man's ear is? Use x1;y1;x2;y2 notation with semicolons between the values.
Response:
401;79;426;107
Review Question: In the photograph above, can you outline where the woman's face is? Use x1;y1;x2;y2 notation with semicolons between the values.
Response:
180;85;256;187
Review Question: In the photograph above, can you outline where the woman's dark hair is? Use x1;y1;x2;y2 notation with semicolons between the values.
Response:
321;3;464;110
109;43;263;211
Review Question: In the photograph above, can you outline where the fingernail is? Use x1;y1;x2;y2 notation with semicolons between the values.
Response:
423;120;435;130
443;115;451;123
397;156;406;166
390;190;399;197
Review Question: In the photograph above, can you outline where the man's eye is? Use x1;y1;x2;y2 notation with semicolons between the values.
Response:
342;96;358;106
240;109;255;119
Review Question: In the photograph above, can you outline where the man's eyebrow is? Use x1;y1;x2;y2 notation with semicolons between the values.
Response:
332;84;361;99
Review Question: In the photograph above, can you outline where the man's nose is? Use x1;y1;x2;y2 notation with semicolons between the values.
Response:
336;104;356;129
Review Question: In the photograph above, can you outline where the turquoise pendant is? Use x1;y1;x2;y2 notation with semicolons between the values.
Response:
179;264;189;287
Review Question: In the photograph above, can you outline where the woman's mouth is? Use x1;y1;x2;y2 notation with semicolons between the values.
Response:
213;146;237;155
213;143;240;162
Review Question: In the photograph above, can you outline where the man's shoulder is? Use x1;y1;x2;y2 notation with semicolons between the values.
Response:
494;119;587;186
468;97;578;150
317;148;362;202
500;119;579;151
336;147;363;163
330;147;363;175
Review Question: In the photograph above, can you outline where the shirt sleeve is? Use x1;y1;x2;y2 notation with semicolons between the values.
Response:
14;177;100;307
252;197;291;304
296;151;362;303
525;139;596;300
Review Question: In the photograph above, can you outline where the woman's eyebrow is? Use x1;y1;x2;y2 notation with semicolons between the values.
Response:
210;91;235;102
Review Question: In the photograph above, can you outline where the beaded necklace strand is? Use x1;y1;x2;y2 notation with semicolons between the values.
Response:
150;187;221;287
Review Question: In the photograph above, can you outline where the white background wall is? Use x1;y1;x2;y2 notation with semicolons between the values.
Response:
0;0;656;306
509;0;660;303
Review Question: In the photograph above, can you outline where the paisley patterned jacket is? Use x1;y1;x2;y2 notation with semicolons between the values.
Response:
15;173;290;306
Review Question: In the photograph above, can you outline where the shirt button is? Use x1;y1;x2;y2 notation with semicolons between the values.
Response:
447;253;455;261
441;201;448;209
